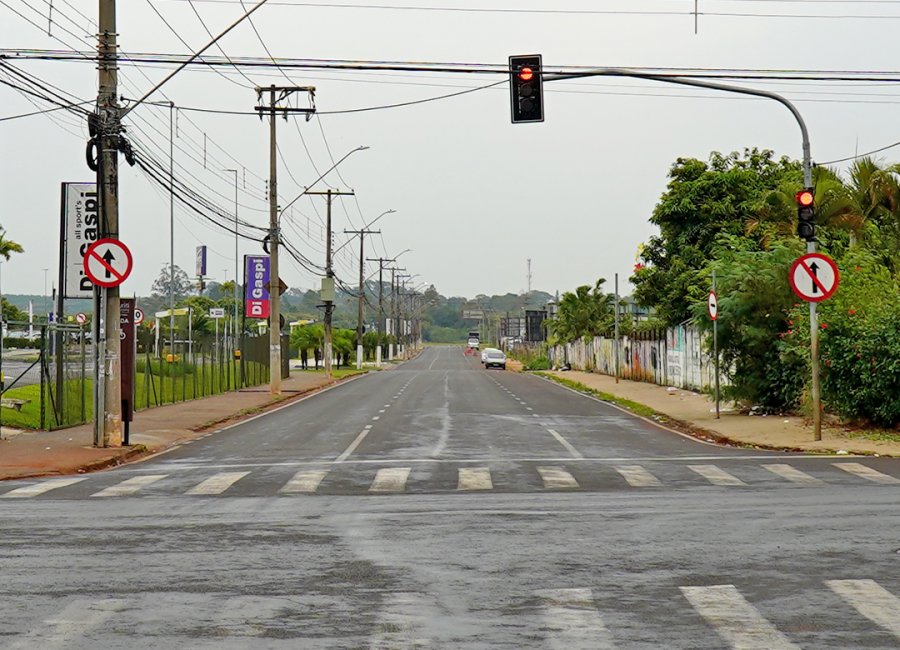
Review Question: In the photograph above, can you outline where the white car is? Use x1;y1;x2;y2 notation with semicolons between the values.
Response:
481;347;500;364
467;337;480;350
483;349;507;370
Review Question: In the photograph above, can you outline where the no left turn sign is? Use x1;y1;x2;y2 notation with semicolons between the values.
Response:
83;238;133;288
790;252;840;303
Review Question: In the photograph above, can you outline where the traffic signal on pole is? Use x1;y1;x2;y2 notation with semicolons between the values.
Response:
509;54;544;123
796;188;815;241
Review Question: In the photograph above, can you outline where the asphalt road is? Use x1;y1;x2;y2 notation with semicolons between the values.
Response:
1;345;898;648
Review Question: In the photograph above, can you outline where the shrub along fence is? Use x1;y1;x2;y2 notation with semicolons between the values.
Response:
0;323;286;431
549;324;725;393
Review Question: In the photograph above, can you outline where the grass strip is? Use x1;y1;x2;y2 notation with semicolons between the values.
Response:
533;372;661;419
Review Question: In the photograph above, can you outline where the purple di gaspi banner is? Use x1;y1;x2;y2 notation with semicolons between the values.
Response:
244;255;270;319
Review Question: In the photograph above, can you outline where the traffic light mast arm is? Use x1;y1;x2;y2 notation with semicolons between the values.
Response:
544;68;812;186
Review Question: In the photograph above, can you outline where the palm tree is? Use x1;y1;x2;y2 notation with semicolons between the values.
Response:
548;279;614;344
0;228;24;260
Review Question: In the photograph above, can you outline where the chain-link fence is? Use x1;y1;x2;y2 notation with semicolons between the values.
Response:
0;321;285;431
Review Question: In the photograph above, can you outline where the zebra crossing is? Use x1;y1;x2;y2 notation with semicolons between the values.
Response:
1;460;897;499
3;579;898;647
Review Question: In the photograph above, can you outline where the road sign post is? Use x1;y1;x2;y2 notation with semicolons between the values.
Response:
708;276;720;419
789;252;840;441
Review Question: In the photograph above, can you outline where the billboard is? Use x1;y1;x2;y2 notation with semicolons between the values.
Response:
244;255;270;319
59;182;100;299
195;245;207;277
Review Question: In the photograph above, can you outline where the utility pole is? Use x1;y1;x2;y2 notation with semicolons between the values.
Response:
254;85;315;394
366;257;389;366
396;273;412;358
345;228;380;369
306;189;354;377
96;0;122;447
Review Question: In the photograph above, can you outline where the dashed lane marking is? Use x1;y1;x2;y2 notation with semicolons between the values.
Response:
538;466;579;489
826;579;900;639
546;429;584;459
614;465;662;487
536;588;615;649
90;474;167;497
834;462;900;484
279;469;327;493
762;464;823;485
1;477;87;498
185;471;250;495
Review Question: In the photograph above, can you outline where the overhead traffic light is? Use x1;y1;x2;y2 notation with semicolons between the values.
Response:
796;188;815;241
509;54;544;124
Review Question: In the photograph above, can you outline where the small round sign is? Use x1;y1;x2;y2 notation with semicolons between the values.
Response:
790;253;840;303
707;291;718;321
134;308;145;325
75;312;87;324
83;238;133;288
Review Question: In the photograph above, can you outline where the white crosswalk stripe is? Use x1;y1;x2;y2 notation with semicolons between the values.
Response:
185;471;250;495
833;462;900;484
614;465;662;487
8;598;126;649
688;464;747;486
280;469;328;493
1;477;86;498
762;464;823;485
538;466;579;489
827;579;900;639
536;587;615;649
369;467;411;492
90;474;167;497
458;467;493;491
681;584;801;649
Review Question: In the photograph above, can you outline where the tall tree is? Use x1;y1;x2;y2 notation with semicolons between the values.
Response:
549;279;614;344
151;264;193;302
632;149;800;326
0;228;24;260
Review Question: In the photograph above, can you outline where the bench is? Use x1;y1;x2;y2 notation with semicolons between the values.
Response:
1;398;30;412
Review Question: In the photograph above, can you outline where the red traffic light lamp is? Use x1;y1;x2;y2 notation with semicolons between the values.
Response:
519;67;534;82
509;54;544;123
796;187;816;241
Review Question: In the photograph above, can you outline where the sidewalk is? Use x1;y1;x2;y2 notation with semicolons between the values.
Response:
0;370;364;481
543;370;900;457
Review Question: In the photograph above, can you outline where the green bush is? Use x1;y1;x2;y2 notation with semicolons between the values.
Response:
524;356;551;370
784;251;900;426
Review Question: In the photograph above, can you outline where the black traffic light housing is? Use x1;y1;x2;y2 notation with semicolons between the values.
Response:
509;54;544;123
796;188;815;241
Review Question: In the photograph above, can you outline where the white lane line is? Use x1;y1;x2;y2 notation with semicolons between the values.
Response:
546;429;584;459
833;462;900;484
280;469;328;493
538;466;579;489
369;467;412;492
762;464;823;485
681;584;801;650
384;404;391;408
688;464;747;486
526;407;534;411
1;477;86;499
336;428;373;463
185;471;250;495
614;465;662;487
457;467;493;491
372;416;380;421
379;409;386;413
9;598;126;649
368;592;433;648
90;474;167;497
827;579;900;639
536;587;614;649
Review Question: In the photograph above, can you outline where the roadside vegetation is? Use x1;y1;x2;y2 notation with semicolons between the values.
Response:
548;149;900;428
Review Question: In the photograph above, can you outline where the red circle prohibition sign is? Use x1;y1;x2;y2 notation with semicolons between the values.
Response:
789;253;840;303
83;238;134;288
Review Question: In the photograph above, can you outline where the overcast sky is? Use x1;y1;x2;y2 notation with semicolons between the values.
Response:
1;0;898;305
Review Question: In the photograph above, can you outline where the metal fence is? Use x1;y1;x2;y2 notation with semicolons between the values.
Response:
0;321;286;431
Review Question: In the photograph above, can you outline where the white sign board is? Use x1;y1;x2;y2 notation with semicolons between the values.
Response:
789;253;840;303
209;307;226;319
83;238;133;288
60;182;99;299
707;291;718;321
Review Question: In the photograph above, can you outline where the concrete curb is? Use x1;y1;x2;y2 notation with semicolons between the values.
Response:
531;372;885;457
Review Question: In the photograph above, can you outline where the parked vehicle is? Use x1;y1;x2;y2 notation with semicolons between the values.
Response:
481;347;501;364
483;349;506;370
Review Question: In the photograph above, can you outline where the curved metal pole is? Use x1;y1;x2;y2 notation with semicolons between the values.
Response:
547;68;821;440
